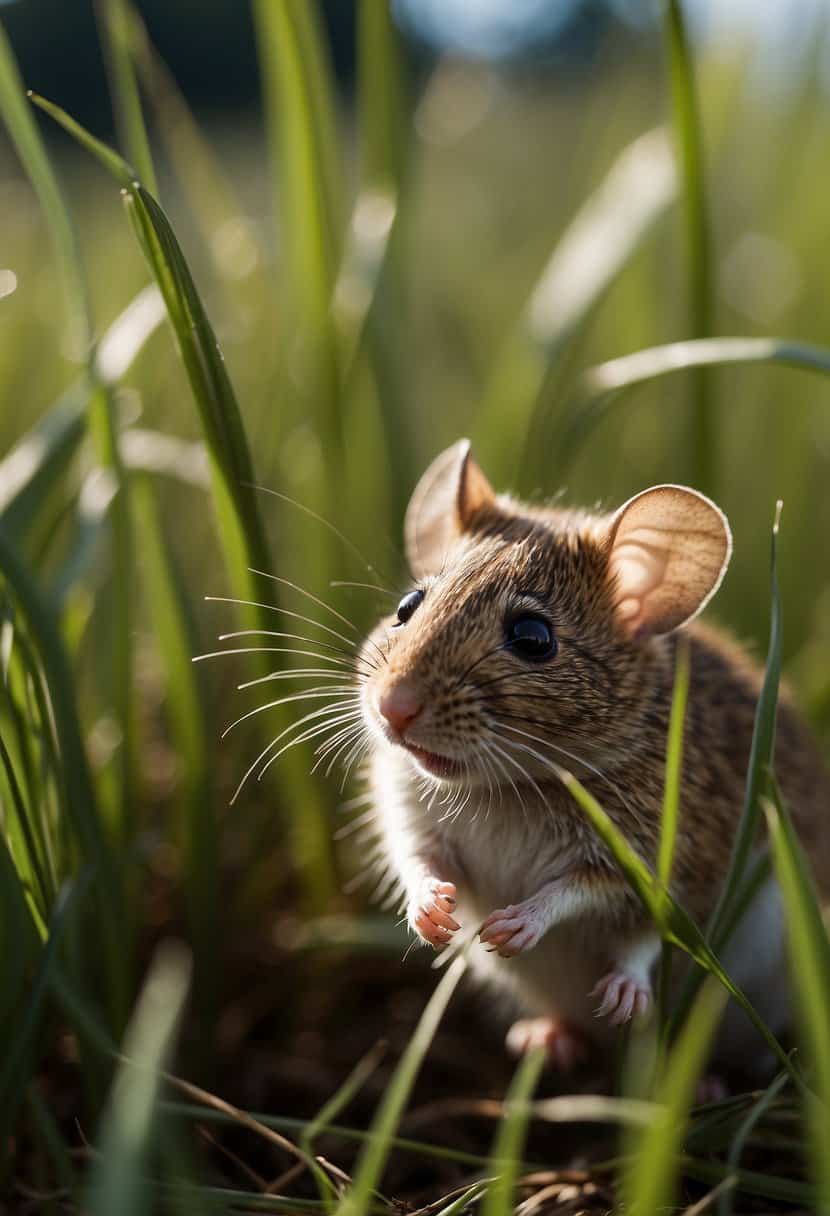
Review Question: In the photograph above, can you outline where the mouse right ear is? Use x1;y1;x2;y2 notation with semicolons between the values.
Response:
405;440;495;578
607;484;732;638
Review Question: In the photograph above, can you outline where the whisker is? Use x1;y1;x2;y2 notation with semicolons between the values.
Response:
453;644;509;691
249;570;359;634
331;580;400;597
495;718;634;813
217;628;373;667
244;482;394;588
205;595;358;649
222;688;359;738
194;645;364;671
229;700;356;805
257;709;364;782
238;668;361;690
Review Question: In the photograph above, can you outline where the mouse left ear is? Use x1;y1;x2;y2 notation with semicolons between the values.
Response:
405;439;495;578
606;484;732;638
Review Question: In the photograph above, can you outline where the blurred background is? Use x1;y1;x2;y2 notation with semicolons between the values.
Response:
3;0;830;1204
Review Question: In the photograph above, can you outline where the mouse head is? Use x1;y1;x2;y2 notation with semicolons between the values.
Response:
361;440;731;786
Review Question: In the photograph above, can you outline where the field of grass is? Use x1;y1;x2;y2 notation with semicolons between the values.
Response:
3;1;830;1212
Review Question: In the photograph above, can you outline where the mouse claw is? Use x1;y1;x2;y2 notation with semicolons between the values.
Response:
590;970;652;1026
408;878;460;950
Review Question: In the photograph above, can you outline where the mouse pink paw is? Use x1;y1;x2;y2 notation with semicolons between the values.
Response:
408;878;459;949
590;970;652;1025
506;1017;587;1071
479;902;544;957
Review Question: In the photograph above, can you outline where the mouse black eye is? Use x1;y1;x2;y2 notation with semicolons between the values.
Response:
395;588;424;625
506;614;557;662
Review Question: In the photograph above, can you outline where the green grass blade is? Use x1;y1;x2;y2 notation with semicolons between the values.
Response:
31;91;334;901
0;880;79;1157
0;21;90;351
253;0;342;312
663;0;715;492
622;979;728;1216
764;784;830;1214
472;126;675;484
560;337;830;463
0;387;86;544
0;525;128;1023
559;768;796;1080
94;0;158;193
718;1071;789;1216
658;635;691;887
357;0;406;192
481;1046;546;1216
86;943;191;1216
336;955;468;1216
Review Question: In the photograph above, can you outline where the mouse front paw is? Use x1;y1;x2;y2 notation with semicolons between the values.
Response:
408;878;459;949
590;969;652;1025
479;901;544;957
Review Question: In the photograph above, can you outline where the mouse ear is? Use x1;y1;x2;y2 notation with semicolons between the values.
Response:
607;484;732;638
405;439;495;578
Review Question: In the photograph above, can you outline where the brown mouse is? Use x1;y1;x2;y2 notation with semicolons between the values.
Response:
355;439;830;1073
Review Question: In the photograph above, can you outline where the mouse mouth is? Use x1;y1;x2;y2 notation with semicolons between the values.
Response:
402;742;464;780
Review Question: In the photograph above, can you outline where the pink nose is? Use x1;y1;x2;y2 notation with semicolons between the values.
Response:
379;682;423;736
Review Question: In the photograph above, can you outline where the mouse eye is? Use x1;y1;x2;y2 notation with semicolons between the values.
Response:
506;614;557;662
395;588;424;625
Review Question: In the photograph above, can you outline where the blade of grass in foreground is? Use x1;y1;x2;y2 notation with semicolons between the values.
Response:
481;1046;546;1216
86;943;191;1216
31;91;335;902
558;768;797;1082
622;979;727;1216
670;502;783;1035
657;634;690;1029
764;782;830;1215
336;954;468;1216
663;0;715;493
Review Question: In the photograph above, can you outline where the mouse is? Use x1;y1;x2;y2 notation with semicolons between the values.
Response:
353;439;830;1074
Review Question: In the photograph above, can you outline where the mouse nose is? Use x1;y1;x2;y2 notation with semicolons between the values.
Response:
378;682;423;736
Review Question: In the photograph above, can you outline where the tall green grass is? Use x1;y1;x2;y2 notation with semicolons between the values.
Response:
2;1;830;1212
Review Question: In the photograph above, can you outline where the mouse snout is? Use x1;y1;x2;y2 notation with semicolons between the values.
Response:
378;682;423;736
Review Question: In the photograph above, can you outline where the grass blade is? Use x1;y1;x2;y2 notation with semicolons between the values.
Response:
764;783;830;1214
560;338;830;464
336;955;468;1216
622;979;728;1216
31;90;335;901
658;635;691;887
357;0;406;193
86;943;191;1216
472;126;675;485
663;0;715;491
481;1046;546;1216
94;0;158;194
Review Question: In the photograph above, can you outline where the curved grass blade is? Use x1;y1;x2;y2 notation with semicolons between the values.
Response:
664;0;715;492
658;635;691;888
481;1046;546;1216
336;954;468;1216
1;41;137;834
30;90;335;901
559;338;830;464
472;126;675;485
764;783;830;1214
622;979;728;1216
86;943;191;1216
0;387;86;543
558;768;797;1081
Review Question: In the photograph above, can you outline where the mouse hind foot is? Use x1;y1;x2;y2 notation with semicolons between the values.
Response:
506;1016;588;1072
